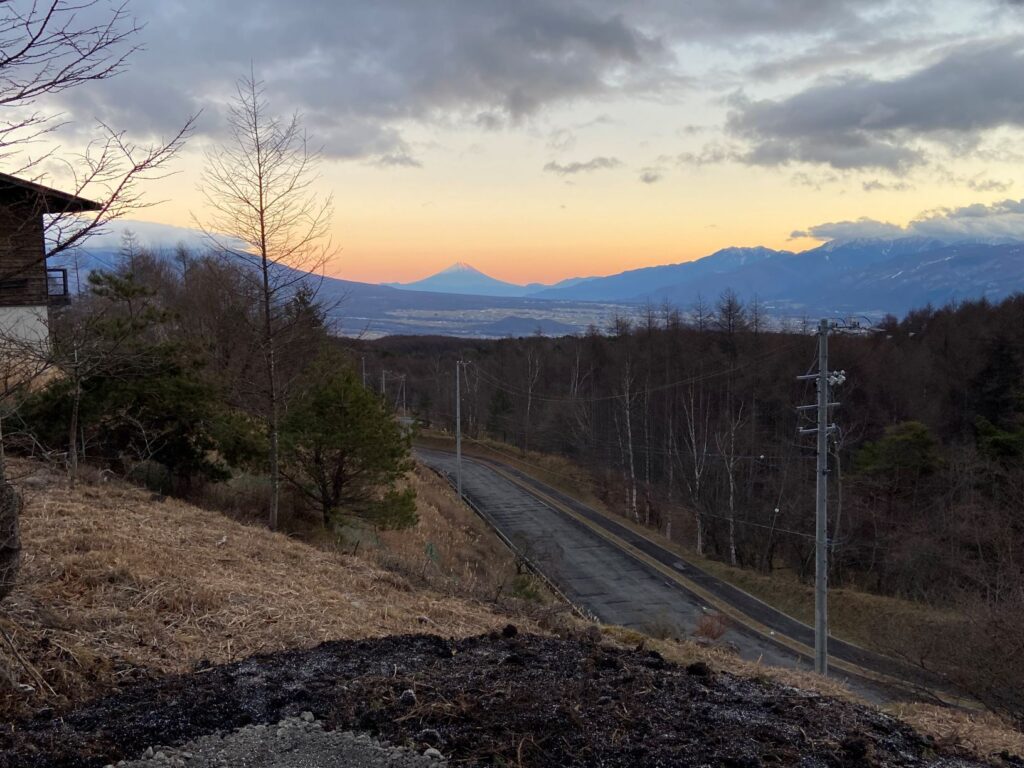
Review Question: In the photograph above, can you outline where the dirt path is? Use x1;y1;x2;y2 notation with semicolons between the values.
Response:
0;632;1001;767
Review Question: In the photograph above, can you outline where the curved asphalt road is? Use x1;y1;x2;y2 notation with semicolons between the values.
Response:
415;447;963;707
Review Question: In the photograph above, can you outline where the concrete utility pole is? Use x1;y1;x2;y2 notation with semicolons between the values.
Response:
361;356;367;388
381;370;386;397
455;360;463;499
814;319;830;676
798;319;844;676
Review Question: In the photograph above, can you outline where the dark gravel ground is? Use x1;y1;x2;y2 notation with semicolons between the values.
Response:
0;630;1016;768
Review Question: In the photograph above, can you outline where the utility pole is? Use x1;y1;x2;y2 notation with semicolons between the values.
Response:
813;318;829;677
381;370;386;397
455;360;463;499
361;356;367;388
797;319;845;676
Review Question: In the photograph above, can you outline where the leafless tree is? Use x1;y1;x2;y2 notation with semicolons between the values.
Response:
715;402;746;566
567;337;593;447
198;72;335;531
522;342;542;453
616;355;639;521
0;1;137;165
680;383;711;554
690;292;711;332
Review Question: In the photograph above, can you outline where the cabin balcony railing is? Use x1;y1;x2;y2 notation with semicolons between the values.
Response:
46;267;69;305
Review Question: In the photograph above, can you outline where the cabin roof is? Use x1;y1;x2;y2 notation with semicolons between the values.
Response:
0;172;101;213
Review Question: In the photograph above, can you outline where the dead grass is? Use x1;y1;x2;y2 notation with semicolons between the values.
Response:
694;611;729;641
893;704;1024;760
600;625;854;701
0;457;1019;761
0;459;533;718
363;464;554;608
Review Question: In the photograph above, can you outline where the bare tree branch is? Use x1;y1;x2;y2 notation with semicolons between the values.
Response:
197;71;336;531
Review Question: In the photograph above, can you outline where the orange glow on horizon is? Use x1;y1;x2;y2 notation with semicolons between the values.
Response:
138;136;1017;288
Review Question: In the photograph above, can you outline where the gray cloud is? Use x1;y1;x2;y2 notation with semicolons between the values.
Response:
543;156;621;175
639;168;663;184
862;179;913;192
791;218;905;240
676;142;741;166
728;39;1024;171
54;0;675;161
968;177;1013;193
586;0;894;40
51;0;934;166
751;33;949;82
796;198;1024;242
374;151;423;168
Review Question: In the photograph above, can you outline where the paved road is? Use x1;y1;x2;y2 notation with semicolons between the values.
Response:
415;448;960;706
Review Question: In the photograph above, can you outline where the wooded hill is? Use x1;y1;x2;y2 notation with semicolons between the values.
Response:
359;294;1024;723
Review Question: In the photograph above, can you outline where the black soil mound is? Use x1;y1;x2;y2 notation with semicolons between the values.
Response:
0;632;1010;767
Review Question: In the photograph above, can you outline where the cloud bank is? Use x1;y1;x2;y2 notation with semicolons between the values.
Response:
58;0;677;164
794;198;1024;242
728;39;1024;172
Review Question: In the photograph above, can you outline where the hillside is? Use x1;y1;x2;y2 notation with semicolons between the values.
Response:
527;238;1024;317
0;460;539;719
0;460;1020;765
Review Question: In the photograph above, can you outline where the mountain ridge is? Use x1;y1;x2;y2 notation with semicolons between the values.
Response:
61;223;1024;335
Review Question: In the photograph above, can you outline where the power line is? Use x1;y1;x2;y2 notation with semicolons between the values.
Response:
421;429;903;557
452;432;820;542
428;404;814;463
465;339;805;405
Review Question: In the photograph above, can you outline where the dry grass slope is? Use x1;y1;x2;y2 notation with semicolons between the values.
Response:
0;458;1019;762
0;460;529;718
366;465;553;606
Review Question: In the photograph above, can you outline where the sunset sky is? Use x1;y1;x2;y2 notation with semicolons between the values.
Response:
43;0;1024;285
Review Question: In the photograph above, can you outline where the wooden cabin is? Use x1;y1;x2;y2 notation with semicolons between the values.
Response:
0;173;100;345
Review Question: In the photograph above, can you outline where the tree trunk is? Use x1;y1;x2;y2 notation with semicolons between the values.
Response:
0;475;22;604
622;368;638;522
68;374;81;488
727;461;737;566
261;253;280;531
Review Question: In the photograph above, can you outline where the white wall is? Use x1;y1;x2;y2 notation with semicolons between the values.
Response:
0;305;50;352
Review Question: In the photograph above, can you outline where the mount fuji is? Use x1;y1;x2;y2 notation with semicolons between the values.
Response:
386;262;582;297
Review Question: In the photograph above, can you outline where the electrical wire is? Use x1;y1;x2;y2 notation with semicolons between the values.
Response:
448;432;821;542
464;338;806;405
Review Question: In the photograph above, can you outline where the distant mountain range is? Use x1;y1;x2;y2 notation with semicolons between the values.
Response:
59;221;1024;337
391;237;1024;317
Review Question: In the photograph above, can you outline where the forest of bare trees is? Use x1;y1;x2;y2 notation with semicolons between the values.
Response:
362;295;1024;720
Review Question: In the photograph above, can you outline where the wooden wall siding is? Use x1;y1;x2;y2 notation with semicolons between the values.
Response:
0;203;47;307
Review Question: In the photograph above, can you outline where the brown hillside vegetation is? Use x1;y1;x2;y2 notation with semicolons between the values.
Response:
0;459;1021;762
0;460;533;720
